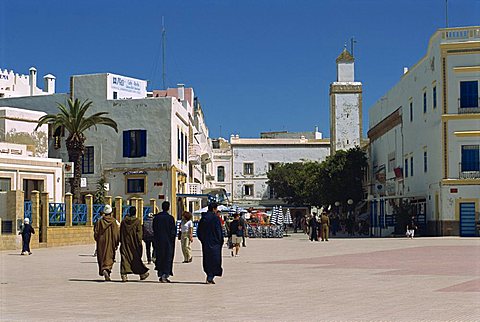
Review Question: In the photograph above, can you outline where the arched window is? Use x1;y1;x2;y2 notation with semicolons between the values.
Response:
217;166;225;182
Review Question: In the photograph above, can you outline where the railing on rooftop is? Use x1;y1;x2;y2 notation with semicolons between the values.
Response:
442;27;480;40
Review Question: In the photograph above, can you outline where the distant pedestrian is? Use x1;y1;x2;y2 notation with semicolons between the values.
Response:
119;206;149;282
320;211;330;241
94;205;120;281
142;213;155;264
153;201;176;283
197;202;223;284
229;213;243;257
19;218;35;255
180;211;194;263
239;213;247;247
331;214;339;236
406;216;417;239
308;213;319;241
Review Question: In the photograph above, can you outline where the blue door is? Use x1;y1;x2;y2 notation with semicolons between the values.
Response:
460;202;476;237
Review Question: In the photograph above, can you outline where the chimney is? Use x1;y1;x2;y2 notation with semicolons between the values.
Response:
177;84;185;102
29;67;37;96
403;67;409;75
43;74;56;94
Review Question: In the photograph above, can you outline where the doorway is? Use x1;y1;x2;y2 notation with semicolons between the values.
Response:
23;179;44;201
459;202;476;237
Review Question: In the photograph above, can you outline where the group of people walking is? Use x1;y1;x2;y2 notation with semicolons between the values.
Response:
93;201;224;284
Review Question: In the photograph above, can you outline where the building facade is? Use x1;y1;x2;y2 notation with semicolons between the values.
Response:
368;26;480;236
0;67;55;98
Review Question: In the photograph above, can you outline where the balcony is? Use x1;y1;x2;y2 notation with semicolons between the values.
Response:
187;183;201;194
458;98;480;114
188;143;201;164
459;162;480;179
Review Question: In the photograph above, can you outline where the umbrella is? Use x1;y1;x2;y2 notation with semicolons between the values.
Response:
270;206;278;225
284;208;293;225
284;208;293;236
276;206;284;226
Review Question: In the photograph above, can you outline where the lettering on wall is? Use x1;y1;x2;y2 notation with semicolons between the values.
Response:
111;76;143;95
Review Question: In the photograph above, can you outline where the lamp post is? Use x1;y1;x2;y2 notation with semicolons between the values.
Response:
347;199;354;236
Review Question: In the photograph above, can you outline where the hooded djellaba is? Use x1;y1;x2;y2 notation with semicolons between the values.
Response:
119;206;149;282
94;204;120;281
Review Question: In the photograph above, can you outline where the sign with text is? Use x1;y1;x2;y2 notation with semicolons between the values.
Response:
107;73;147;99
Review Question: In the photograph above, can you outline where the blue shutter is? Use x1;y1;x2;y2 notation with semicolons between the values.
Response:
460;81;479;108
123;131;130;157
140;130;147;157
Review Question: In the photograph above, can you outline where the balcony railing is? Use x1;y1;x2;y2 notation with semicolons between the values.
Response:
442;27;480;40
459;162;480;179
188;143;201;164
458;98;480;114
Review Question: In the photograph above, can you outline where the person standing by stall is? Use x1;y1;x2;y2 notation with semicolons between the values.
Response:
229;213;243;257
197;202;223;284
239;213;247;247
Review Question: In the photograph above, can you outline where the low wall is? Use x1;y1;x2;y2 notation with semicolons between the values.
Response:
46;226;94;247
0;234;20;250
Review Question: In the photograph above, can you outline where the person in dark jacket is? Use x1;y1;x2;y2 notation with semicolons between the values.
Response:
197;202;223;284
153;201;176;283
228;213;243;257
142;213;155;264
308;213;319;242
19;218;35;255
119;206;149;282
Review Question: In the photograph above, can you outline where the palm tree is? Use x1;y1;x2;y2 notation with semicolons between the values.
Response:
35;98;118;202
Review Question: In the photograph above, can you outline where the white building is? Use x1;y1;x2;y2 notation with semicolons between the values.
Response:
211;137;233;201
229;131;330;207
0;67;55;98
368;26;480;236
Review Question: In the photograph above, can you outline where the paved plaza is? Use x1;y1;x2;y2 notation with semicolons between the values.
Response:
1;234;479;321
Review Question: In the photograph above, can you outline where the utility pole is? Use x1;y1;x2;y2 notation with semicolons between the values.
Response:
350;37;357;57
162;16;166;90
445;0;449;28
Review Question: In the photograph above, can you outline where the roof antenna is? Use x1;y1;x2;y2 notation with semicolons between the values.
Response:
350;37;357;56
162;16;167;89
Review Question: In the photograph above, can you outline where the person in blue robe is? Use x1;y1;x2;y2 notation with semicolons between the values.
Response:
153;201;176;283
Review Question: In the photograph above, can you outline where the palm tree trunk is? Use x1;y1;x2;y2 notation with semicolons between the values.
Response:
67;144;84;203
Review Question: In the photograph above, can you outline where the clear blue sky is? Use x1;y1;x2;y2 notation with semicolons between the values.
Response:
1;0;479;138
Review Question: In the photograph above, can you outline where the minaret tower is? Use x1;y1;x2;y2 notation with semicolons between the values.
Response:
329;47;362;154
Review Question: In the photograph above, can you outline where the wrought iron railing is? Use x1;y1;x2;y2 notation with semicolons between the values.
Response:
49;203;66;226
72;204;87;225
92;204;105;224
143;206;152;220
458;98;480;114
459;162;480;179
24;201;32;222
122;205;132;219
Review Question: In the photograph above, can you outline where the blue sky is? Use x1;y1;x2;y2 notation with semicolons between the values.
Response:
1;0;479;138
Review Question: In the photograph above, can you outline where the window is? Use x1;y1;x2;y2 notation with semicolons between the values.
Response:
388;152;396;172
461;145;480;171
409;102;413;122
423;92;427;113
405;159;409;178
0;178;11;191
424;151;428;173
244;163;254;175
126;178;146;194
177;129;181;160
410;156;414;177
180;131;184;162
244;184;254;196
433;86;437;109
460;81;478;108
81;146;94;174
113;91;118;99
184;133;188;163
268;162;278;172
269;185;276;199
217;166;225;182
123;130;147;158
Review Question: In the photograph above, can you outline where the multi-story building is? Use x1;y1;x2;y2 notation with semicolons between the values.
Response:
0;71;215;218
368;26;480;236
